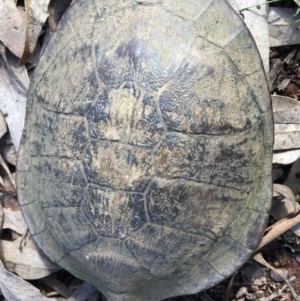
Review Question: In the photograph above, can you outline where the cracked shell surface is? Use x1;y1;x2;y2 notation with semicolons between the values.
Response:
16;0;273;300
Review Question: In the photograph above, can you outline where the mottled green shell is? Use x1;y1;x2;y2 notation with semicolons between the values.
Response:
17;0;273;300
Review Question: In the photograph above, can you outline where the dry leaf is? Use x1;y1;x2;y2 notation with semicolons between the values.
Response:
268;7;300;47
0;0;26;58
4;48;30;91
28;0;50;53
227;0;270;72
0;51;27;150
283;156;300;194
40;275;72;298
0;110;7;139
2;194;20;211
0;154;16;194
0;260;56;301
272;95;300;124
294;0;300;7
273;149;300;165
257;213;300;251
0;204;3;233
274;124;300;151
271;184;299;220
3;142;17;166
0;239;61;280
2;208;27;235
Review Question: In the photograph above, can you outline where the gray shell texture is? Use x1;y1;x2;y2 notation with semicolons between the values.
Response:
17;0;274;300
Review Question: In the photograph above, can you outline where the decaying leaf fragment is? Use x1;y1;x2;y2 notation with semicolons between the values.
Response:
0;110;7;140
0;50;28;150
27;0;51;54
273;95;300;124
0;238;61;280
269;7;300;47
0;204;3;233
0;154;16;195
2;207;27;235
272;96;300;163
272;184;299;220
0;0;26;58
0;260;56;301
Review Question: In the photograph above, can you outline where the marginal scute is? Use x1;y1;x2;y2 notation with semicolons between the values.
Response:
34;229;66;263
63;237;155;294
16;0;273;300
163;0;213;21
28;105;88;158
44;207;98;252
194;0;245;47
26;158;86;208
176;261;224;294
226;210;269;250
207;236;252;276
21;202;46;234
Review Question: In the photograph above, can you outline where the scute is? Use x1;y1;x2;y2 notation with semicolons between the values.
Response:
17;0;273;300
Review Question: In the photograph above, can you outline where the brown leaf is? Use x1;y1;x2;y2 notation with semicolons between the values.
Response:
256;213;300;251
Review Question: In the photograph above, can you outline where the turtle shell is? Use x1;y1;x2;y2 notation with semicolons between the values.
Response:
17;0;273;300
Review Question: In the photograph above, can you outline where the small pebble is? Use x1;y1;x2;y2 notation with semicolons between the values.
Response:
250;285;258;292
255;290;265;298
284;292;292;301
270;269;288;282
237;298;245;301
295;254;300;264
245;292;256;300
236;287;248;299
260;277;267;285
253;279;263;286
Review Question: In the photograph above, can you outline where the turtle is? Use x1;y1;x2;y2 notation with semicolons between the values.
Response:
16;0;274;300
